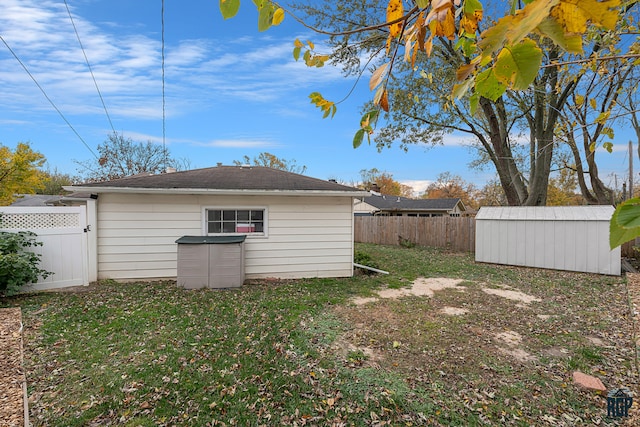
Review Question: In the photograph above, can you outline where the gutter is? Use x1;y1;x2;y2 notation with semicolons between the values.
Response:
63;186;368;198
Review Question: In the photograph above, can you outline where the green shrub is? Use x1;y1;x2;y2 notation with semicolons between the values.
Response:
354;250;380;274
0;231;52;296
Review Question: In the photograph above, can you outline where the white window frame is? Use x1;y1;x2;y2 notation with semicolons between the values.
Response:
202;206;268;238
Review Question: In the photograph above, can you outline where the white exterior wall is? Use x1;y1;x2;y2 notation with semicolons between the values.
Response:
475;206;620;275
96;193;355;280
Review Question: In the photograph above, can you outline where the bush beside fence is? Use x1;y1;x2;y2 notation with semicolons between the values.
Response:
354;216;476;253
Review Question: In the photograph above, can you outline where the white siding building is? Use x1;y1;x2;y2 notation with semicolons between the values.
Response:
475;206;620;275
69;166;367;281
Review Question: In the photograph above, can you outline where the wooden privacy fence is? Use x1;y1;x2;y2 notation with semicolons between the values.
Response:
354;216;476;252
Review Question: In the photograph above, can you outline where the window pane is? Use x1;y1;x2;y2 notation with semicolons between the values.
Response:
253;222;264;232
208;210;221;221
208;222;222;233
222;222;235;233
237;210;249;221
251;210;263;221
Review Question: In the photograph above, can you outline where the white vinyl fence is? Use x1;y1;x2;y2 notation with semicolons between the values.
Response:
1;206;91;290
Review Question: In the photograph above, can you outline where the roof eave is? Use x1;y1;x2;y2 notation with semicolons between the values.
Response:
65;186;368;197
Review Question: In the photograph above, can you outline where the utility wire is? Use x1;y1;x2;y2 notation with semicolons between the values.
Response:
161;0;167;170
0;34;99;159
64;0;116;135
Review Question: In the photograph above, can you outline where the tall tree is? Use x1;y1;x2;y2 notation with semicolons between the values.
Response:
233;152;307;174
421;172;479;209
0;143;47;205
546;168;584;206
76;133;179;182
37;168;79;196
476;179;509;207
289;0;633;206
220;0;640;245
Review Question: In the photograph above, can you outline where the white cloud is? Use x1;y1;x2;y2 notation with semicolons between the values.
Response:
202;139;281;148
400;180;431;196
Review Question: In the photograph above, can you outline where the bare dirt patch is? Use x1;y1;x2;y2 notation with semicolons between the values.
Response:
482;285;542;304
0;307;25;427
441;306;469;316
351;277;466;305
352;277;541;308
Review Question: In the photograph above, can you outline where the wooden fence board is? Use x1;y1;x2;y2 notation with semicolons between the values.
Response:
354;216;476;252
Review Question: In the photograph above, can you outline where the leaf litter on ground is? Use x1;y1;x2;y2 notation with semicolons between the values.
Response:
2;243;638;426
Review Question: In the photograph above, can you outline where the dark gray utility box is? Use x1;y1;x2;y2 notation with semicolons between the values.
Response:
175;235;246;289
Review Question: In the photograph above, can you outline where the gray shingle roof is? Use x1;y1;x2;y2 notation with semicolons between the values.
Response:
71;166;363;194
363;194;462;211
10;195;62;206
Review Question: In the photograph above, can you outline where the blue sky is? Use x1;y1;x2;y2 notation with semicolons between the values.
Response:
0;0;635;196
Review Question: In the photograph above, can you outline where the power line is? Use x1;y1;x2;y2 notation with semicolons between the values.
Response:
64;0;116;135
0;34;99;160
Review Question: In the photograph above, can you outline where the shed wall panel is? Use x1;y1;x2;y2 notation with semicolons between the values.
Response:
475;206;620;275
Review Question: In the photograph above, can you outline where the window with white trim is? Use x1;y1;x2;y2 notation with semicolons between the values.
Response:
206;209;265;235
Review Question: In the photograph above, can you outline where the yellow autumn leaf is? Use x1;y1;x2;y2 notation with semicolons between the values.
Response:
589;98;597;109
272;8;285;26
387;0;404;38
574;94;584;105
595;110;611;124
294;38;304;48
551;0;620;35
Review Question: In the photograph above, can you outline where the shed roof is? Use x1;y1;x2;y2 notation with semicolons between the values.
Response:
476;206;614;221
68;166;366;197
363;194;463;211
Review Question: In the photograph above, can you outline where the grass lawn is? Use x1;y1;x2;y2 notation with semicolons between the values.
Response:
2;243;638;426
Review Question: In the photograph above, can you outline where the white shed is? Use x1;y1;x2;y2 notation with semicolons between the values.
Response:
475;206;620;275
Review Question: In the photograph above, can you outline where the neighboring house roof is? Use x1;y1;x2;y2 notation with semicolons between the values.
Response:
10;194;62;206
67;166;367;197
360;194;464;213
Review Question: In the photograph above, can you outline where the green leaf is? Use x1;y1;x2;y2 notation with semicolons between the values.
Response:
602;127;615;139
464;0;483;15
360;110;379;127
595;111;611;125
610;198;640;248
257;3;274;31
293;46;301;61
353;129;365;149
536;18;583;53
475;68;506;101
478;0;558;60
452;77;474;100
469;92;480;115
603;141;613;153
616;198;640;228
416;0;430;8
220;0;240;19
493;39;542;90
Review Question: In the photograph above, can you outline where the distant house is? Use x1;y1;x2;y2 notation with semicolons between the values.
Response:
9;193;93;207
66;165;367;281
10;194;62;206
354;193;466;217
